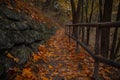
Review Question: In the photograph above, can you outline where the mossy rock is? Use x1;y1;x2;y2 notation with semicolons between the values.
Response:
0;29;13;49
30;41;44;52
15;21;29;31
0;18;13;30
2;6;23;21
6;30;24;45
22;30;43;44
10;45;32;65
45;26;57;35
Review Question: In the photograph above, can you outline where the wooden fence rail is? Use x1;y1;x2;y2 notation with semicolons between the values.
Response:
65;21;120;79
66;33;120;68
65;21;120;27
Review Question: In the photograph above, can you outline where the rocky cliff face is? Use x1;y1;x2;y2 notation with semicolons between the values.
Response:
0;4;57;79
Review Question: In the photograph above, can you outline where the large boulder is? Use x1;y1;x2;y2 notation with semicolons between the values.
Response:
30;42;44;52
0;18;15;30
6;30;25;45
0;6;25;21
15;21;30;31
0;29;13;49
10;45;32;65
22;30;43;44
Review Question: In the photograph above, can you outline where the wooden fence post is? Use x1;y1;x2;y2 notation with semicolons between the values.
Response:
93;27;100;79
76;26;80;53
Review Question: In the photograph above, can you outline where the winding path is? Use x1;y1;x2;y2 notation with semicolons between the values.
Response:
42;28;94;80
16;27;112;80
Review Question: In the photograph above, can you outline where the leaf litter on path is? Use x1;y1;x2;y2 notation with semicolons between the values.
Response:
14;28;112;80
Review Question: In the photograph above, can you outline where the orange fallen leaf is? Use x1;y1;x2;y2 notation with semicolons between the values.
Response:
104;68;112;74
41;76;49;80
7;53;19;63
48;65;53;70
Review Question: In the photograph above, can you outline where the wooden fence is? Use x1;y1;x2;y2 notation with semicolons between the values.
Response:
65;21;120;79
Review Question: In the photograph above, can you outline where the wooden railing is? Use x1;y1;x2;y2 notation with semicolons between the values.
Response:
65;21;120;79
66;21;120;28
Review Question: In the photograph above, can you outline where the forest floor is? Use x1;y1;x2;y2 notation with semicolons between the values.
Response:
15;28;113;80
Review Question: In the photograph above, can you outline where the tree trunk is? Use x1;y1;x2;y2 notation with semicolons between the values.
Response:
93;0;102;79
110;1;120;60
89;0;94;22
70;0;81;38
70;0;82;53
86;0;89;45
99;0;103;22
101;0;113;58
81;0;85;43
86;0;95;45
85;0;88;23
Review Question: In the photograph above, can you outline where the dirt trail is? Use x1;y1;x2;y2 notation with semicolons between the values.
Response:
41;28;95;80
15;26;113;80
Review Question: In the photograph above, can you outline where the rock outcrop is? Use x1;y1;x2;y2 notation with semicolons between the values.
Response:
0;4;57;79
